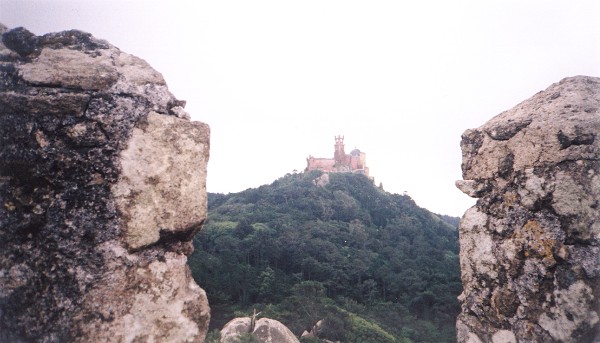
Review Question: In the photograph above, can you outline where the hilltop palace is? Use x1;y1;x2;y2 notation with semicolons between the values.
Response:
305;136;370;177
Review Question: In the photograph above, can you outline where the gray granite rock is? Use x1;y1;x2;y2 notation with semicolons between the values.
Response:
221;317;300;343
457;76;600;342
0;25;210;342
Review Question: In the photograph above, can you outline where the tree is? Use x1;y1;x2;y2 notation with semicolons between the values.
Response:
191;172;461;342
257;267;275;302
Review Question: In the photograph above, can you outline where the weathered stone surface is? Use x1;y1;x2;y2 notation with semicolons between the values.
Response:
253;318;300;343
19;48;119;90
220;317;300;343
0;25;210;342
112;111;209;250
300;319;324;339
456;76;600;342
220;317;252;343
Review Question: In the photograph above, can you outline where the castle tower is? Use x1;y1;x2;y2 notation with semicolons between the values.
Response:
334;135;345;165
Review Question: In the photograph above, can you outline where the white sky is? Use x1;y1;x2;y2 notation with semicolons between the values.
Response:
2;1;599;216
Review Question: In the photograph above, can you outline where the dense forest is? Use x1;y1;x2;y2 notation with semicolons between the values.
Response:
189;171;462;342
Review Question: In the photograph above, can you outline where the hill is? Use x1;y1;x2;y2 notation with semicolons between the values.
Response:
189;171;461;342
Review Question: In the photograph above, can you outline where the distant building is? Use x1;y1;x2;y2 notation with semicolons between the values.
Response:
305;136;370;177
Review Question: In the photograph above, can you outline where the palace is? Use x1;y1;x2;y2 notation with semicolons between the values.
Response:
305;136;370;176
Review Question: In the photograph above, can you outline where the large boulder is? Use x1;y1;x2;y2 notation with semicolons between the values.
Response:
253;318;301;343
220;317;253;343
456;76;600;342
0;25;210;342
221;317;300;343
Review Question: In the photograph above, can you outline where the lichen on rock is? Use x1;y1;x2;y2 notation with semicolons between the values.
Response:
456;76;600;342
0;25;210;342
112;111;209;250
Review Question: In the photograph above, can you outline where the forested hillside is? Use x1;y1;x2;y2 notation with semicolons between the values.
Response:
189;171;462;342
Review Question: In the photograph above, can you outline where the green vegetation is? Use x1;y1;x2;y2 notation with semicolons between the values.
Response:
204;330;222;343
189;171;461;342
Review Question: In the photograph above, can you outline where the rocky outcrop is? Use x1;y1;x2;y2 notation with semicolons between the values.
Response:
301;319;324;339
456;76;600;342
0;25;210;342
221;317;300;343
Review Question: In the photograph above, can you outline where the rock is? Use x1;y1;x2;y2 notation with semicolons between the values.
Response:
111;111;209;250
301;319;324;339
221;317;252;343
455;179;491;198
253;318;300;343
313;173;330;187
221;317;300;343
0;25;210;342
2;26;39;57
456;76;600;342
19;48;119;90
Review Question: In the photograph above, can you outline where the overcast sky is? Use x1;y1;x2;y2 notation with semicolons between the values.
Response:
2;1;599;216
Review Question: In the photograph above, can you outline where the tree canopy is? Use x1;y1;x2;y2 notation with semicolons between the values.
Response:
189;171;461;342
